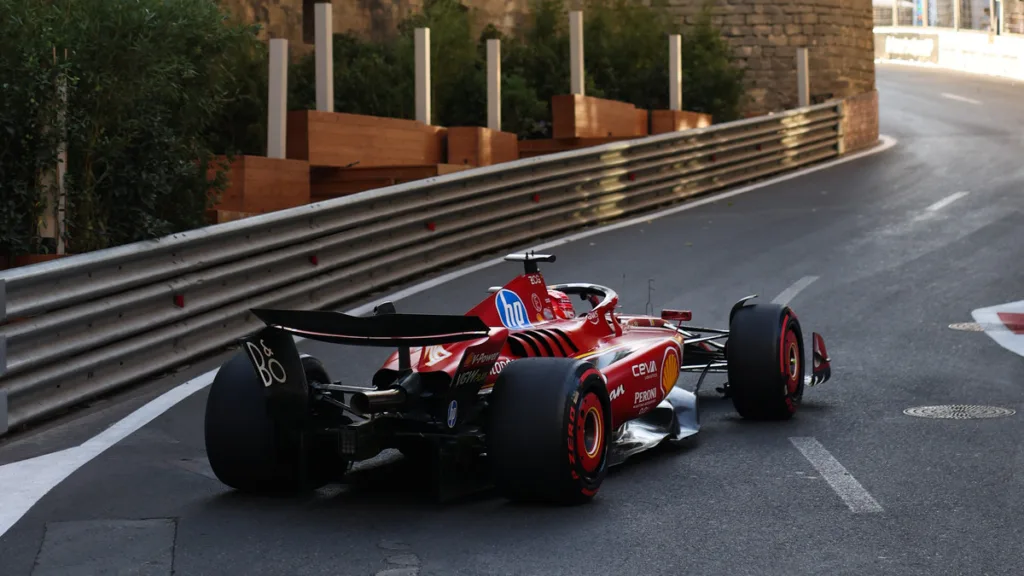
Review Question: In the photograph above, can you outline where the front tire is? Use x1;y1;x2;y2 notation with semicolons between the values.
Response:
727;303;805;420
487;358;611;505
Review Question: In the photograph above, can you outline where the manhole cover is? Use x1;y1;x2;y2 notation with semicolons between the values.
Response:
903;405;1016;419
948;322;985;332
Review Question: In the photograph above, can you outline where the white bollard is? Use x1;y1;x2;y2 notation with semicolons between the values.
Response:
569;11;584;96
415;27;431;124
796;47;810;108
314;2;333;112
267;38;288;159
669;34;682;111
953;0;961;30
487;39;501;131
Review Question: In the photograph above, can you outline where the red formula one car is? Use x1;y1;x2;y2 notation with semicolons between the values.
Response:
204;253;833;504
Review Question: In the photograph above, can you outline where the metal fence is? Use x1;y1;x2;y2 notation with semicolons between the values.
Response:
873;0;1024;34
0;101;846;435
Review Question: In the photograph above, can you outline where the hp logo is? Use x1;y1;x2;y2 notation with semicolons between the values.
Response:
447;400;458;428
495;289;531;329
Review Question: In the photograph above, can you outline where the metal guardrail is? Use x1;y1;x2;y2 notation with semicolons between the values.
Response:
0;101;844;435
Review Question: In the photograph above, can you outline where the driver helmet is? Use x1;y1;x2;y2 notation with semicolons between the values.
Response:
547;289;575;320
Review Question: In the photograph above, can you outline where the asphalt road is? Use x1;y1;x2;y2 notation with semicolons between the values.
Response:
2;63;1023;576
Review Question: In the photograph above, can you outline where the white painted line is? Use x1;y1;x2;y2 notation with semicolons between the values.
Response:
790;437;883;513
925;191;970;212
940;92;981;105
772;276;819;306
0;133;899;538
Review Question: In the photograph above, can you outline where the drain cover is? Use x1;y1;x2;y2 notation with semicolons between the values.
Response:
903;405;1016;419
949;322;985;332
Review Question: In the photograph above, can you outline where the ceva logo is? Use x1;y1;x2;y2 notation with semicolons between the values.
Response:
495;289;531;329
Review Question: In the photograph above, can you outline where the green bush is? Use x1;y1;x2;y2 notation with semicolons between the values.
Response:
0;0;266;257
1;0;743;258
292;0;744;139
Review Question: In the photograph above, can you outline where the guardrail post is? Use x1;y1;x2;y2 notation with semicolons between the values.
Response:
892;0;899;25
314;2;333;112
569;11;585;95
954;0;961;30
669;34;682;111
267;38;288;159
415;27;432;124
487;38;501;131
796;47;810;108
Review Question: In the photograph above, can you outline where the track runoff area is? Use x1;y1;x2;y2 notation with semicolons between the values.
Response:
3;62;1024;576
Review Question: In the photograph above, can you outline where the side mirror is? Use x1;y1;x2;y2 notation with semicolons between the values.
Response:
661;309;692;322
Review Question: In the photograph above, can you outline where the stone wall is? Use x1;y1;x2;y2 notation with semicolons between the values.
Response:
217;0;528;48
664;0;875;116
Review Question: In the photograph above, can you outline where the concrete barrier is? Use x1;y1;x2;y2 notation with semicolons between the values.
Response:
875;26;1024;81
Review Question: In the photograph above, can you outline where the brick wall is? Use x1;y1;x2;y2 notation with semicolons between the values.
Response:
665;0;875;116
841;89;879;154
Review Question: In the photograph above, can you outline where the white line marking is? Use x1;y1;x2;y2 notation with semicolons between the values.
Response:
925;191;969;212
790;437;883;513
0;134;899;538
772;276;819;306
940;92;981;105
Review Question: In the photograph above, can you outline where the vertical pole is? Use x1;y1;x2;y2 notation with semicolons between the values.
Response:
954;0;961;29
569;11;584;96
314;2;333;113
922;0;929;25
892;0;899;25
486;39;501;131
990;0;997;32
997;0;1003;33
669;34;682;111
267;38;288;159
415;27;431;125
796;48;810;108
39;48;67;256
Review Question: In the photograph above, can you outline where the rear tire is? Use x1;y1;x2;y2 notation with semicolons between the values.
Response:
204;352;343;493
727;303;805;420
487;358;611;505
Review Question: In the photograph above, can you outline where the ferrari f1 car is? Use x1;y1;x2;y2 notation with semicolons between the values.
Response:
204;253;832;504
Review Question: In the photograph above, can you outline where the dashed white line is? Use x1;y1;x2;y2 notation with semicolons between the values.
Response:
790;437;883;513
940;92;981;105
925;191;970;212
772;276;819;306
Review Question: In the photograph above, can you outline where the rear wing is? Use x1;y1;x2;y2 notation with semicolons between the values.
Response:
251;308;492;347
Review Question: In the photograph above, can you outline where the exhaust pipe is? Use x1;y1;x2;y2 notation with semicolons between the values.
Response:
351;388;406;414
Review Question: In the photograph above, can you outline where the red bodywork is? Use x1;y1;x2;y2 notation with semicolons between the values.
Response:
380;269;684;429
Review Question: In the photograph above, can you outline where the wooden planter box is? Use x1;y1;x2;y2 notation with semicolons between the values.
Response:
447;127;519;167
517;136;638;159
207;155;310;223
287;110;446;168
650;110;713;134
552;94;645;139
310;164;471;202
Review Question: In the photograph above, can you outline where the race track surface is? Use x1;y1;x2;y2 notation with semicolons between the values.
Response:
2;63;1023;576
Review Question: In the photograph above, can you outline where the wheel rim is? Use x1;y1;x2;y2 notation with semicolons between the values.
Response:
576;392;605;474
783;327;800;395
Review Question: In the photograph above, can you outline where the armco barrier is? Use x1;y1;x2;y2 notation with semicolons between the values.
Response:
0;101;845;435
875;26;1024;80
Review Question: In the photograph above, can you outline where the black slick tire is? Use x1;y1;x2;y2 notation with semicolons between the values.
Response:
727;303;805;420
487;358;611;505
204;352;341;493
